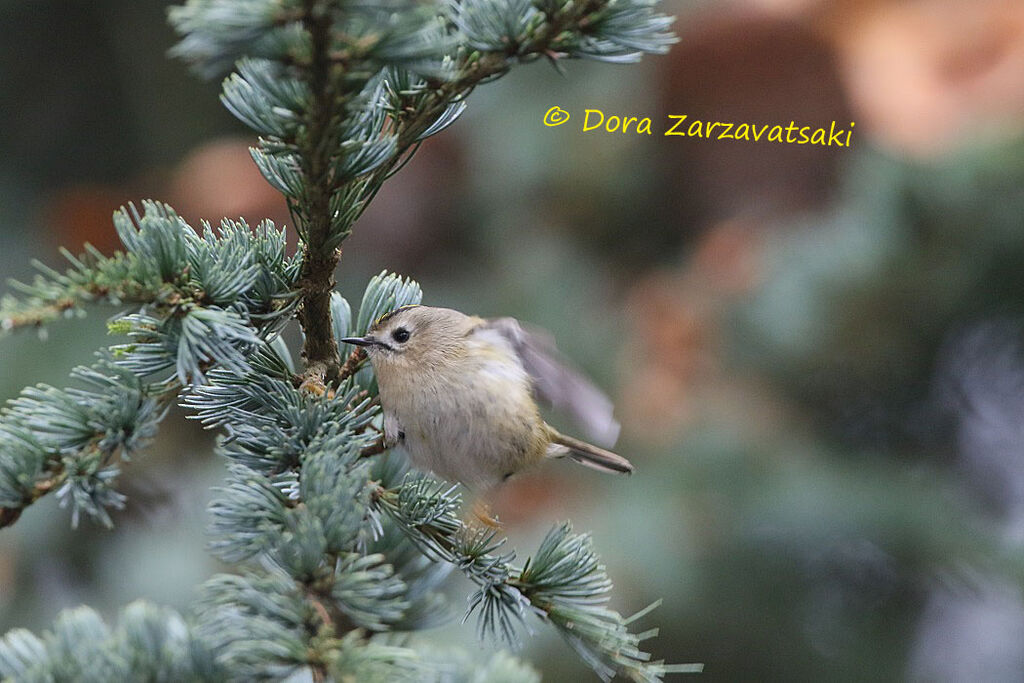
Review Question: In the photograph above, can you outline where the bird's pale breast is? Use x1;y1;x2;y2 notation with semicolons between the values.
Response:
379;330;548;489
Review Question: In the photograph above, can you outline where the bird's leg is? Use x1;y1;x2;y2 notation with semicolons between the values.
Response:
359;436;387;458
298;376;335;399
469;499;502;530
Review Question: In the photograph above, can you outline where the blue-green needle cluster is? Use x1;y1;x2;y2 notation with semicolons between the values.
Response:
0;0;692;680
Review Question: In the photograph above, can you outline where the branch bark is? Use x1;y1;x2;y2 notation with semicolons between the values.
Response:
292;0;608;385
0;471;63;530
297;1;343;385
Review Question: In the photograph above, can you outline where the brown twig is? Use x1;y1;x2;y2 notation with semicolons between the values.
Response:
0;507;23;528
337;347;367;382
0;471;65;530
296;1;344;386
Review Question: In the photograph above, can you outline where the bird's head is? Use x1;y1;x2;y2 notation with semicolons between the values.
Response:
341;305;474;372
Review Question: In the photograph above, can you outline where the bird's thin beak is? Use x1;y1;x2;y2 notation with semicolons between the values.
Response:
340;336;374;348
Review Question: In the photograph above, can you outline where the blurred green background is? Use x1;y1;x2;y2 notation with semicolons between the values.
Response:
3;0;1024;680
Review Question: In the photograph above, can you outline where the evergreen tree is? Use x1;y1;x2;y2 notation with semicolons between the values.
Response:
0;1;697;680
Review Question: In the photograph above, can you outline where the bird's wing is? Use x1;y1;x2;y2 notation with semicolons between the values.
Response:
482;317;620;448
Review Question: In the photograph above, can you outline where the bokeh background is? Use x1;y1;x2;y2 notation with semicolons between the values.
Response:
3;0;1024;680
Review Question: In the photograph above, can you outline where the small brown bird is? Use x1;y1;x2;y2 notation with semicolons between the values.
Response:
341;306;633;491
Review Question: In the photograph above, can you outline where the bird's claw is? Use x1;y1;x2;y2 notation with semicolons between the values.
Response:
299;376;335;399
471;500;503;529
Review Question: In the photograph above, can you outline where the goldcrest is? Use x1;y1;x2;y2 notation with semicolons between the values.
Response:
342;306;633;490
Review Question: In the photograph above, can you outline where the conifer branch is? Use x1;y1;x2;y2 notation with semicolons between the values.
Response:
377;477;697;682
0;602;223;681
0;1;687;679
1;204;300;339
0;204;300;526
0;360;171;529
168;0;676;386
1;248;166;335
294;0;345;385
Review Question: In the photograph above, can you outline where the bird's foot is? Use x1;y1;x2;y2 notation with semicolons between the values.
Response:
298;376;335;399
470;500;503;530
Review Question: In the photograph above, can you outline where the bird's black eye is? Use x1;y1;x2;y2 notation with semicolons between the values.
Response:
392;327;410;343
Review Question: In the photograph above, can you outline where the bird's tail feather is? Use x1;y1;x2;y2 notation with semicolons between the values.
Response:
547;430;634;474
